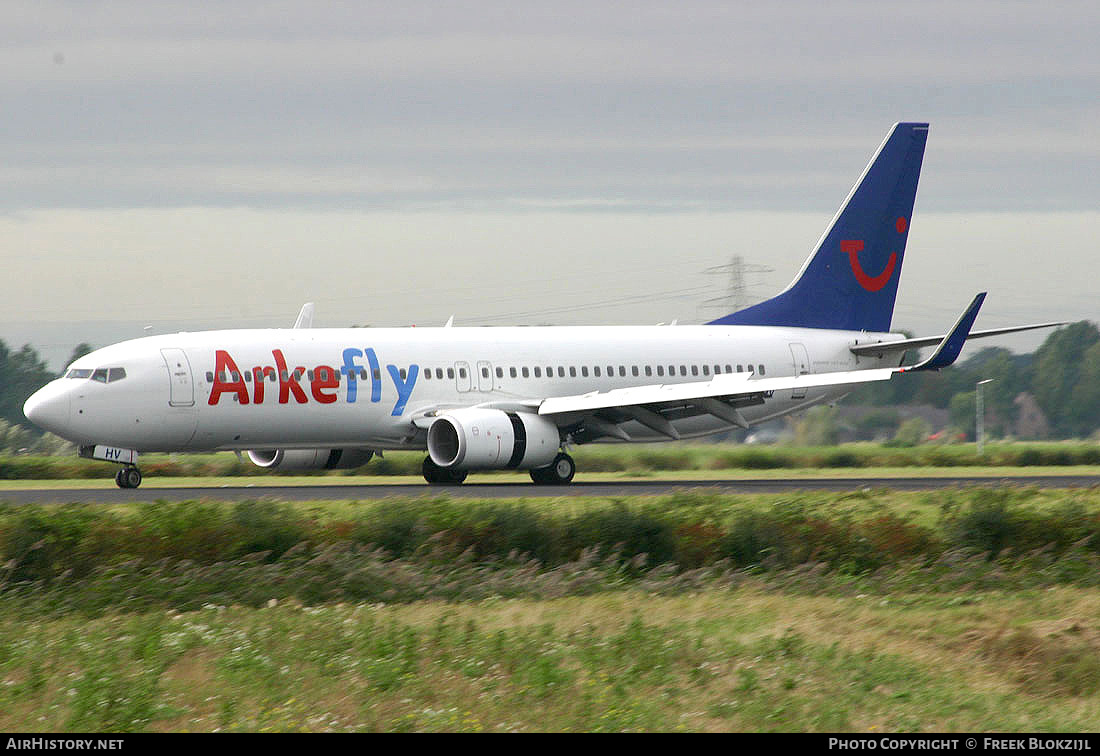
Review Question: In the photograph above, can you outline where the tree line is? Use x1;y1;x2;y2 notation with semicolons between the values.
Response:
846;320;1100;439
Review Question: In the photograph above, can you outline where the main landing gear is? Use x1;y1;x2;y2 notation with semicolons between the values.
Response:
529;452;576;485
420;451;576;486
114;466;143;489
422;457;468;485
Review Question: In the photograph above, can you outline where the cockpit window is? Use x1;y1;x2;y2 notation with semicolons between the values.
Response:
66;367;127;383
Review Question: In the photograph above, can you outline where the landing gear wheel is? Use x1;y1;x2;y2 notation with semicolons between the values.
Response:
115;467;143;489
422;457;467;486
530;452;575;485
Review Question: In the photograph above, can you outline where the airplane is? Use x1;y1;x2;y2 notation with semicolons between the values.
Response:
23;122;1064;489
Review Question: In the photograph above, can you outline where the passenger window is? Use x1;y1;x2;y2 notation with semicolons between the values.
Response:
679;366;687;376
534;367;542;378
619;366;626;377
657;365;664;377
401;368;408;379
447;368;455;379
481;367;489;378
594;366;601;377
569;367;576;377
607;365;614;376
748;365;754;373
373;368;382;381
522;367;529;378
702;365;710;376
458;368;466;379
436;368;443;379
546;366;552;376
737;365;743;373
510;367;517;378
306;370;314;381
558;367;565;378
725;364;732;373
631;366;639;377
691;365;698;376
759;364;765;375
244;371;251;382
206;371;214;382
581;366;588;377
424;370;431;380
496;367;503;378
645;366;652;377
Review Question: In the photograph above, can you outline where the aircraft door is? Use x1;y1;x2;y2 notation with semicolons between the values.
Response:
455;361;472;393
476;361;494;392
789;343;812;400
161;348;195;407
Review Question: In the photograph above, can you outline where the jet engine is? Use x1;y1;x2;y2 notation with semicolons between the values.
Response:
427;409;560;470
246;448;375;471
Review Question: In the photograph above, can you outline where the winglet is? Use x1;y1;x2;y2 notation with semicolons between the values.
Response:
293;302;315;329
900;293;986;372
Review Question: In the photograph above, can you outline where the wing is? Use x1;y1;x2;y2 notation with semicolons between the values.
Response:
535;293;990;441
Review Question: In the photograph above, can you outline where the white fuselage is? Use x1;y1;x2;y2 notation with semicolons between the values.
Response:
26;324;895;453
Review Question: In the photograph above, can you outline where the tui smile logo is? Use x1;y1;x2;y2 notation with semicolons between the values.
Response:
842;240;896;292
840;217;910;294
841;216;908;293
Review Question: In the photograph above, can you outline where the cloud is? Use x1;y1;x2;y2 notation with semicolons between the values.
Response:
1;1;1097;210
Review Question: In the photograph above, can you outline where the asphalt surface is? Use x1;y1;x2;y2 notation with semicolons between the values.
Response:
3;475;1098;503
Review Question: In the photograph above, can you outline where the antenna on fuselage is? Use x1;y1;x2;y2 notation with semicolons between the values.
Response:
444;315;454;328
293;302;315;329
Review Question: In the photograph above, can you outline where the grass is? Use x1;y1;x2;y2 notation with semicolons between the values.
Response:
2;441;1099;482
2;587;1098;732
3;488;1100;732
0;467;1097;492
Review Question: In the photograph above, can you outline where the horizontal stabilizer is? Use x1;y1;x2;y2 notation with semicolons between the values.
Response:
851;321;1067;358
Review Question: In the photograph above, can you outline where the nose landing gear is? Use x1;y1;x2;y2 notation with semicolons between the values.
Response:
114;466;143;489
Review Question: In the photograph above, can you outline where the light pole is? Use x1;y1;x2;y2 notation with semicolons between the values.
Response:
976;379;994;455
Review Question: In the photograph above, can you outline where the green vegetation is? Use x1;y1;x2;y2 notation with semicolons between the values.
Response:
2;488;1100;731
3;488;1100;613
1;440;1099;481
4;589;1099;732
848;321;1100;439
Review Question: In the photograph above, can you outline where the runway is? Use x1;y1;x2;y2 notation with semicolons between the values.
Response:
3;475;1098;504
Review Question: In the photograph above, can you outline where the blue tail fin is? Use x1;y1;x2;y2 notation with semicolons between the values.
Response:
708;122;929;332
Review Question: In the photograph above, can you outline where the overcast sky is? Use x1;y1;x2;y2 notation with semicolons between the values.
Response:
1;0;1096;367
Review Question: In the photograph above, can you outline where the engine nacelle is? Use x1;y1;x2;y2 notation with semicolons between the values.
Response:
427;409;560;471
246;448;374;471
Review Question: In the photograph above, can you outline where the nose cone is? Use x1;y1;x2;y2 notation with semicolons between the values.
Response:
23;383;71;436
